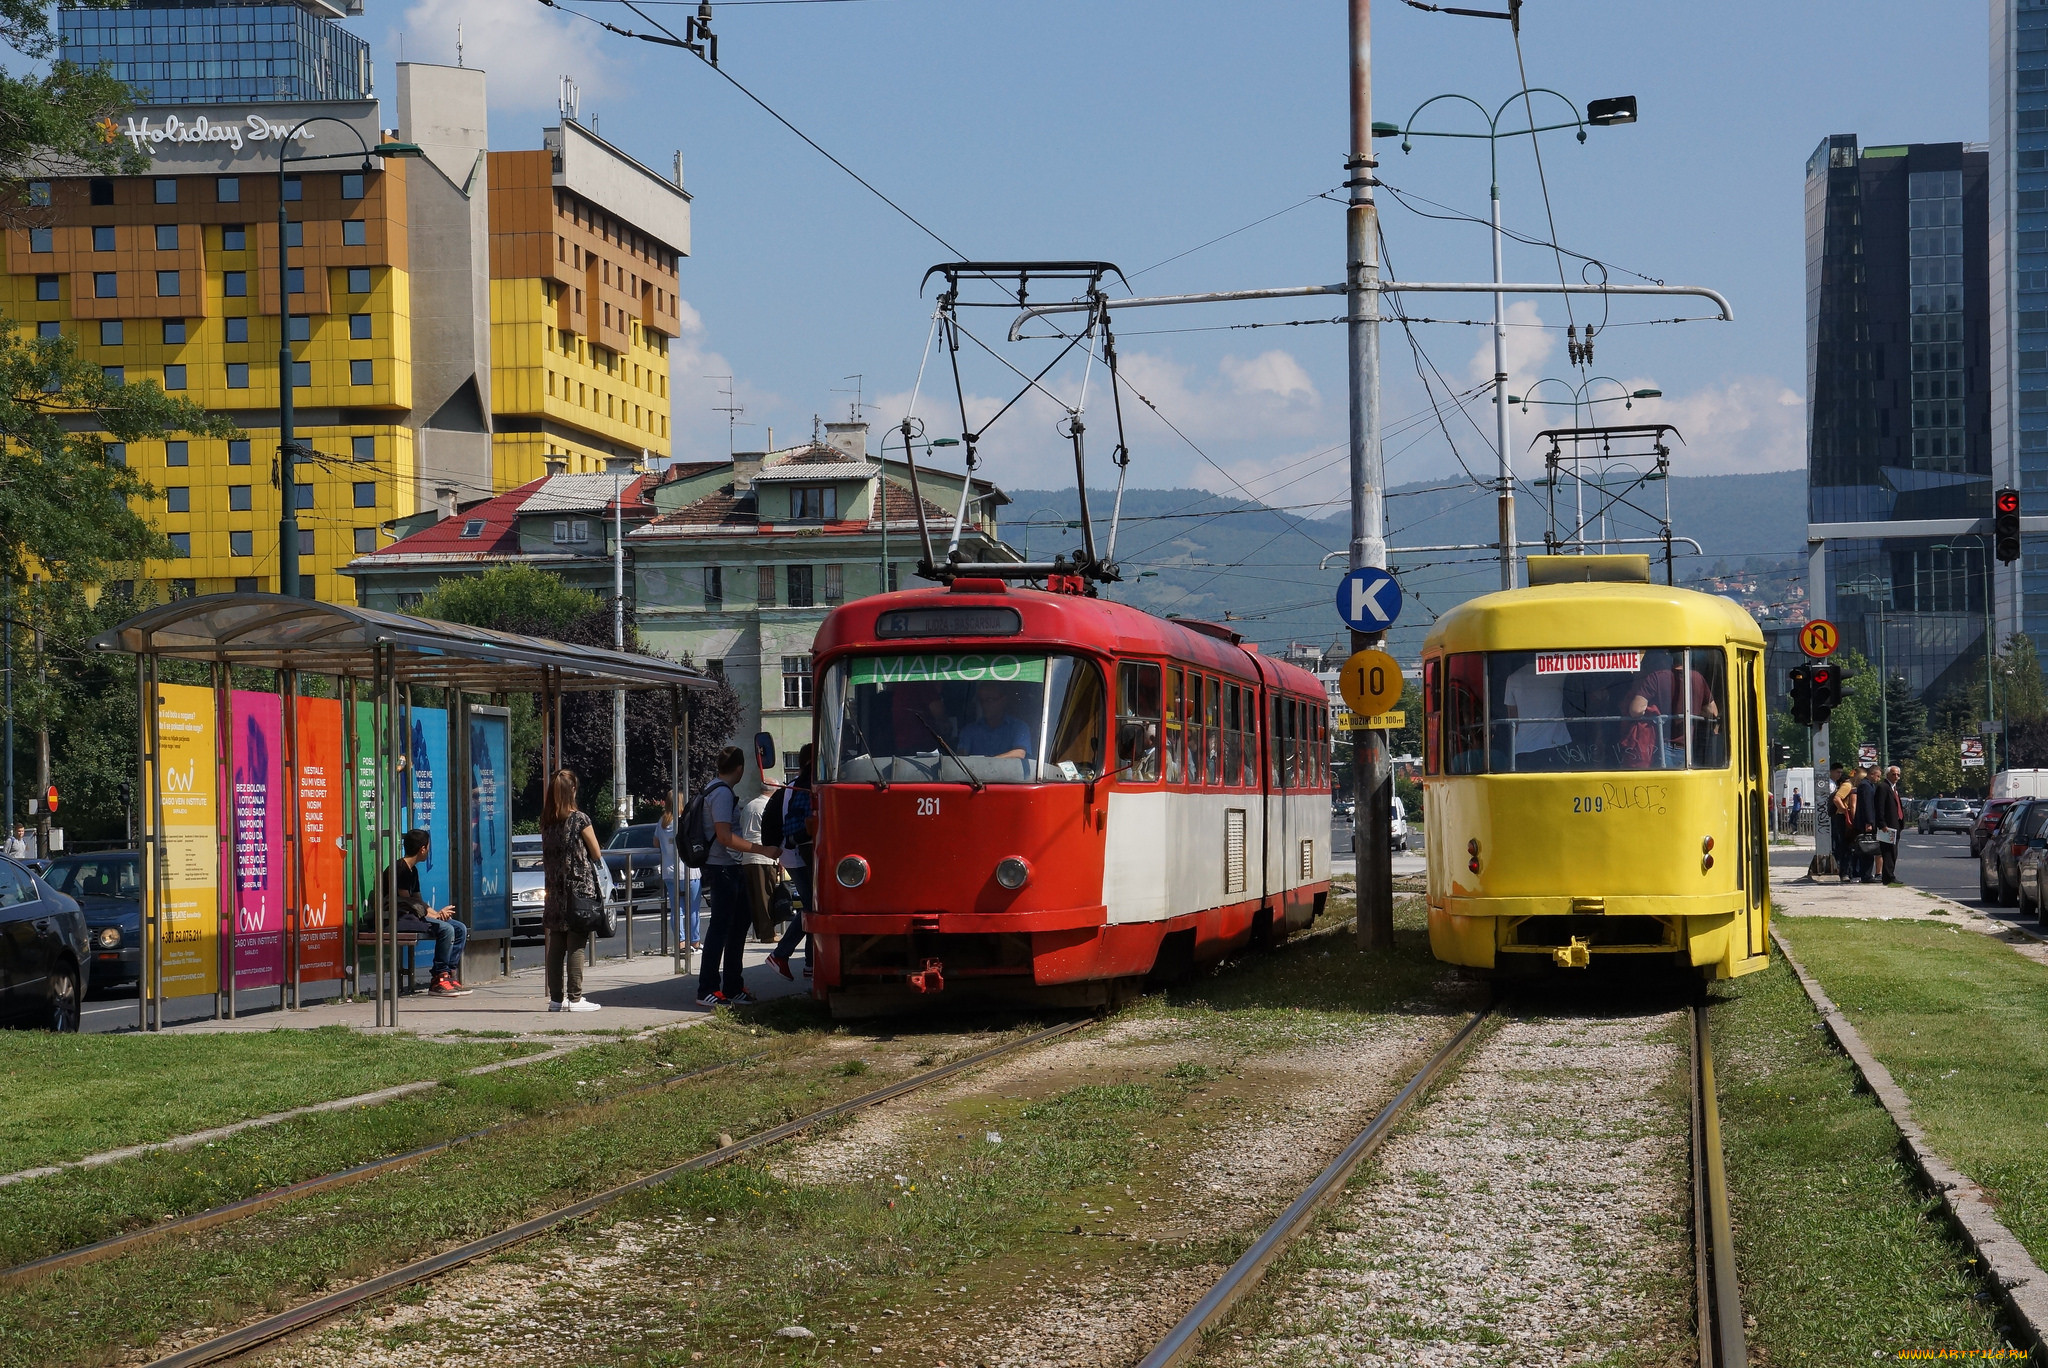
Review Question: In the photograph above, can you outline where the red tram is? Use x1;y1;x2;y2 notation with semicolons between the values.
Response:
807;577;1333;1015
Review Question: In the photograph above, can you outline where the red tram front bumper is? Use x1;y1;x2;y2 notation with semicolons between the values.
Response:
806;905;1117;991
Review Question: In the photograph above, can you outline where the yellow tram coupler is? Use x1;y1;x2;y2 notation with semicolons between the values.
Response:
1427;901;1770;979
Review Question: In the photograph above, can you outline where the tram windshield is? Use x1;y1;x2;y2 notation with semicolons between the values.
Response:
1434;647;1728;774
817;651;1108;786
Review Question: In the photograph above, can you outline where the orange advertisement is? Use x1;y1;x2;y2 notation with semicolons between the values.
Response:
295;696;346;983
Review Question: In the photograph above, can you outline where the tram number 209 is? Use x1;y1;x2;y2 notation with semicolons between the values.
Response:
916;797;943;817
1571;796;1606;814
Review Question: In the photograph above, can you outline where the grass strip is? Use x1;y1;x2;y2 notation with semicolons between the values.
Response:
1711;953;2010;1359
0;1026;542;1172
1774;916;2048;1274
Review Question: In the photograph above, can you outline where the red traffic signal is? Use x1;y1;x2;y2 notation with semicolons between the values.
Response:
1997;486;2022;564
1998;488;2021;517
44;785;57;815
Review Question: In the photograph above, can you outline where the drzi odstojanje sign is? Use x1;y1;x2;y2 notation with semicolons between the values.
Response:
95;101;381;173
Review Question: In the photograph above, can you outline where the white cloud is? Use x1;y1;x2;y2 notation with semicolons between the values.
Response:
1634;376;1805;475
392;0;613;117
1467;300;1558;393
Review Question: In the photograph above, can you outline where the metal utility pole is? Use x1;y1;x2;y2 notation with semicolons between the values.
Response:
613;466;629;831
1348;0;1394;953
3;573;12;836
277;144;301;599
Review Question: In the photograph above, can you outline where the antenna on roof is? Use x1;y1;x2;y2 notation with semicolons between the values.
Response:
456;21;464;67
707;375;749;455
558;76;580;123
833;374;867;423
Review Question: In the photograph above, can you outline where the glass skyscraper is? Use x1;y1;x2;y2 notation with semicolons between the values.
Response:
1805;134;1994;706
1992;0;2048;646
58;1;370;106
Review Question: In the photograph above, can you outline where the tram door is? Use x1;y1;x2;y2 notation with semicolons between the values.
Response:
1736;649;1768;957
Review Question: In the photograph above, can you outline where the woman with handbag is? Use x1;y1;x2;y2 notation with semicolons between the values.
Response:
541;767;607;1013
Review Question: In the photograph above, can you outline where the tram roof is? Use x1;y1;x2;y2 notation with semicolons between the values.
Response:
92;593;715;694
1421;582;1765;656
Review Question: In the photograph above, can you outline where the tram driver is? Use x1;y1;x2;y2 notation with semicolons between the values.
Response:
959;681;1032;760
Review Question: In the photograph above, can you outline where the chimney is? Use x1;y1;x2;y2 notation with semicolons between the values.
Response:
732;451;764;490
545;455;568;475
435;485;458;520
825;420;869;463
602;454;638;474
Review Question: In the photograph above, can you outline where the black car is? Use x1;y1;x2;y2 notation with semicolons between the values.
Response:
43;851;141;989
1982;800;2048;906
0;855;87;1030
603;824;670;914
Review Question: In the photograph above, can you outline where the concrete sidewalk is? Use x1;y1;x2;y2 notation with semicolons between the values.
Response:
162;939;814;1039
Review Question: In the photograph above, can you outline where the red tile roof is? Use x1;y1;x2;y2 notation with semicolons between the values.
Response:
361;478;546;559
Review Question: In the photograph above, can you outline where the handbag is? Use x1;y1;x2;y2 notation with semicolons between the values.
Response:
565;837;616;937
1856;832;1880;855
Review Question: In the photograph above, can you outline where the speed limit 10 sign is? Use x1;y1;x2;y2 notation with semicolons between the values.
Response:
1338;649;1403;717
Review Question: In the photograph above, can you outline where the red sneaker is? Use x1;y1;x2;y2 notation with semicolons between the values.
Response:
766;954;793;980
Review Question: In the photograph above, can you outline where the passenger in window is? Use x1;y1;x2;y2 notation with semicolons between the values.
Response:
959;683;1030;759
1498;657;1575;771
1623;651;1718;769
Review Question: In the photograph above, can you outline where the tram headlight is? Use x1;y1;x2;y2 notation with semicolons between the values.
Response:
836;855;870;889
1466;838;1480;874
1702;835;1715;872
995;857;1031;891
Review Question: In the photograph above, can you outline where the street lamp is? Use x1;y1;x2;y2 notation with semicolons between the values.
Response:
1384;89;1636;591
274;119;421;598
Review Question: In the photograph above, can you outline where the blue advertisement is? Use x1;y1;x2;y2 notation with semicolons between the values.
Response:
409;707;452;910
468;711;510;933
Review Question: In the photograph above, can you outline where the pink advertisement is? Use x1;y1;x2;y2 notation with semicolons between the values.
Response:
231;690;285;992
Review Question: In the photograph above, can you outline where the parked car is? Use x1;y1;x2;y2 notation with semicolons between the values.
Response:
510;834;545;942
1981;800;2047;905
603;824;668;915
1971;798;2022;859
1390;795;1409;852
1919;798;1977;834
0;855;87;1030
42;851;140;989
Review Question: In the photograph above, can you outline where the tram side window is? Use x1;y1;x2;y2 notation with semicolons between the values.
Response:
1117;661;1162;782
1284;697;1300;789
1445;654;1487;775
1223;684;1243;785
1424;657;1441;775
1185;672;1204;787
1317;706;1328;787
1164;669;1184;784
1205;677;1222;784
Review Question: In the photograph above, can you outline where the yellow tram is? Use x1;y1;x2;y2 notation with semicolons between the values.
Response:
1419;555;1771;980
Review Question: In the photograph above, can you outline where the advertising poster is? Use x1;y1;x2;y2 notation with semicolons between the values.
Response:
150;683;220;998
467;711;510;934
410;707;452;910
230;691;285;992
295;697;345;983
351;699;382;909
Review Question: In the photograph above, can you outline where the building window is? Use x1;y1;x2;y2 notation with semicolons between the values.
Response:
781;656;813;710
229;485;251;511
222;225;246;251
342;219;366;246
101;365;123;385
342;172;364;200
234;578;259;593
98;320;122;347
282;176;301;202
287;315;310;342
553;519;589;544
225;317;248;343
349;359;373;386
163;319;186;345
707;659;725;680
787;564;815;609
286;267;304;294
352;482;376;508
757;565;776;606
104;442;124;466
88;179;112;206
93;273;117;298
347;267;371;293
825;563;844;604
887;562;900;592
352;435;375;461
27;181;48;207
296;484;313;511
153;179;176;205
350;314;372;339
229;439;250;465
27;227;50;253
91;225;115;252
299;529;315;555
167;532;190;558
226;363;249;389
35;275;57;302
292;361;310;387
165;440;187;467
459;519;485;539
790;485;837;521
224;271;247;297
704;566;722;609
283;222;303;247
154;224;178;251
156;270;180;298
36;321;58;340
170;579;195;598
354;527;377;554
216;176;239;203
163;364;186;390
229;531;253;557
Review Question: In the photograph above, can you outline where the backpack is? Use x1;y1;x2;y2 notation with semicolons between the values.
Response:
678;780;731;868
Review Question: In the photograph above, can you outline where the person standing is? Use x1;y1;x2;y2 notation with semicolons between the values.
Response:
736;786;778;942
654;796;700;950
4;824;25;860
1878;766;1908;884
1828;763;1856;883
766;743;817;980
1850;765;1881;884
697;747;779;1008
541;768;606;1013
1789;788;1804;837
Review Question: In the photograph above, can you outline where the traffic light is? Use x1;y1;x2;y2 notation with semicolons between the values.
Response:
1770;743;1791;769
1788;663;1813;725
1996;487;2022;564
1810;664;1854;726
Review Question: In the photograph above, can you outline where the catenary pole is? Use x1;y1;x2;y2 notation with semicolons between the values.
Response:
1348;0;1394;953
614;467;628;835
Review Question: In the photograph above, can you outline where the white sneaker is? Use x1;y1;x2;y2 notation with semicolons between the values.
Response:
548;1000;565;1012
565;998;603;1013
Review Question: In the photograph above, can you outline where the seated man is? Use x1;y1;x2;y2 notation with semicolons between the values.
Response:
958;682;1032;759
376;828;471;996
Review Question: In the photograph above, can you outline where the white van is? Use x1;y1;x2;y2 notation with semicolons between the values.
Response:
1390;794;1409;852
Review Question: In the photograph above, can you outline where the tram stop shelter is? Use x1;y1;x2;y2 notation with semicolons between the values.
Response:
93;593;715;1031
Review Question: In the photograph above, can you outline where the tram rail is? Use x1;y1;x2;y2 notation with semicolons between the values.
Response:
1693;1000;1748;1367
135;1019;1094;1368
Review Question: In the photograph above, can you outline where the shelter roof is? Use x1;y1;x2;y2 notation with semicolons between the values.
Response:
93;594;712;693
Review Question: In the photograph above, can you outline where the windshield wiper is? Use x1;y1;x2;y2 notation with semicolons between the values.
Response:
911;712;985;793
845;714;888;791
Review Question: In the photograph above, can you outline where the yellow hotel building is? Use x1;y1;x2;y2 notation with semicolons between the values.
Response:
2;62;689;603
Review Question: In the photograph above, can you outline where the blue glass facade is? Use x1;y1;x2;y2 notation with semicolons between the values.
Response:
58;2;369;105
1993;0;2048;645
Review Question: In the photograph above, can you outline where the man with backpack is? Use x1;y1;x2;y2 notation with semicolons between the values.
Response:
686;746;780;1008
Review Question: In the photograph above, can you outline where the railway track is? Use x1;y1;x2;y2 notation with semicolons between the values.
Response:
1137;997;1747;1367
129;1019;1093;1368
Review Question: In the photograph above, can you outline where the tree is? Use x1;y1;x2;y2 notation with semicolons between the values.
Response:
1882;670;1928;766
0;2;151;211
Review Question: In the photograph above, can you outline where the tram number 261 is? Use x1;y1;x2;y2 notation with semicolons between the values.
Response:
1571;795;1606;814
916;797;943;817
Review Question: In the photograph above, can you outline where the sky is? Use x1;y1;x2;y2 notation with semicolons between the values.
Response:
331;0;1991;518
